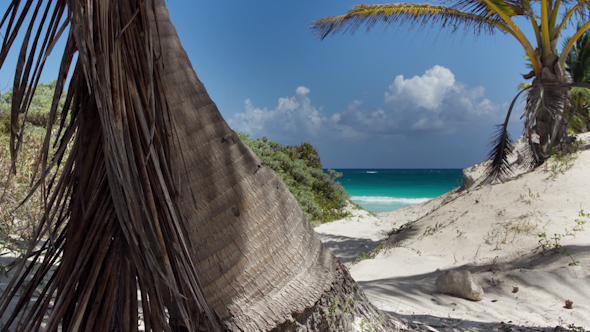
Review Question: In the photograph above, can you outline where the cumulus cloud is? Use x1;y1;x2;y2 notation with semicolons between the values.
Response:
228;86;349;142
381;65;502;132
228;65;505;144
385;65;456;110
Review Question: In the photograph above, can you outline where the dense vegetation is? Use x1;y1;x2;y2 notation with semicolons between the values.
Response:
564;24;590;133
236;132;350;225
0;82;350;251
0;81;66;249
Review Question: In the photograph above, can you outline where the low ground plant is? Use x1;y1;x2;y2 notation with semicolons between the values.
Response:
556;318;587;332
544;140;581;179
323;295;356;330
360;316;383;332
423;221;444;236
536;216;587;266
353;243;384;264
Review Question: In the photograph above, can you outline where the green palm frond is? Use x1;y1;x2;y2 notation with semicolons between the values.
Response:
567;109;587;133
566;86;590;132
311;3;511;39
453;0;530;20
563;22;590;133
569;86;590;101
564;22;590;83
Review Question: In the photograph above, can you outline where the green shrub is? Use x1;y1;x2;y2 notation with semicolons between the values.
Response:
0;81;69;248
0;80;67;128
236;132;350;225
1;126;48;245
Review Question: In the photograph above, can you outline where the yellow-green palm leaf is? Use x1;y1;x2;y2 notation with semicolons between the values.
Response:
453;0;530;21
311;3;512;39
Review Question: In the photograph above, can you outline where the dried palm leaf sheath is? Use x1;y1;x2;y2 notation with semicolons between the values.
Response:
1;0;397;331
1;0;218;330
151;1;337;330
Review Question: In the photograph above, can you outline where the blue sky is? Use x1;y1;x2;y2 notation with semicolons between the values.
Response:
1;1;580;168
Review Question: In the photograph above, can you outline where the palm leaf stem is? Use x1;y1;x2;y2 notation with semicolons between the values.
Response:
541;0;551;58
556;5;580;41
530;14;542;51
480;0;540;73
549;0;561;39
560;20;590;67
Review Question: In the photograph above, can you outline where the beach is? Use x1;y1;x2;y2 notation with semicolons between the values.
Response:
2;141;589;331
315;143;590;331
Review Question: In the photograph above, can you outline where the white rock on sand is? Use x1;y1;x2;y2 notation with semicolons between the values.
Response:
315;148;590;331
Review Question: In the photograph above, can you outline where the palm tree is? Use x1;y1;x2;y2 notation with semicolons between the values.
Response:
0;1;398;331
312;1;590;181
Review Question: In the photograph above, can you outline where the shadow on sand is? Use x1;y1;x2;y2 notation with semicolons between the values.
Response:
316;233;384;264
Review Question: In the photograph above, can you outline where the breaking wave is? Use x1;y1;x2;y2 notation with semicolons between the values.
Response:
351;196;430;204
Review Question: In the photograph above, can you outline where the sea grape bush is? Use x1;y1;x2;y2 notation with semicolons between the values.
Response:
0;80;67;131
236;132;350;225
0;82;69;246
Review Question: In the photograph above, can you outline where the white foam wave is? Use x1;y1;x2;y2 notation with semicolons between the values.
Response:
351;196;430;204
366;171;378;174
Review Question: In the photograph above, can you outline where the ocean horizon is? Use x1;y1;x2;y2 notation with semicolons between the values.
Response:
330;169;464;213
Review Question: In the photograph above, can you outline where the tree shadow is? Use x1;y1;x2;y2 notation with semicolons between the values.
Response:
351;245;590;331
391;312;569;331
316;233;383;263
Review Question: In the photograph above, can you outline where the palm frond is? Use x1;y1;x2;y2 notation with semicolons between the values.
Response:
311;3;510;39
563;21;590;83
452;0;531;20
483;86;529;184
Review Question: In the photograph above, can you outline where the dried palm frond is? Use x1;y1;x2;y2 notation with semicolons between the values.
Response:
484;77;590;184
0;1;219;330
483;86;529;184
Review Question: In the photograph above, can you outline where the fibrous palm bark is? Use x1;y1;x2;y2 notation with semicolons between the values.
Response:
0;1;402;331
152;2;402;330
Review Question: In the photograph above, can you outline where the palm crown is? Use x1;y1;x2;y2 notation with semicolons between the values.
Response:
313;0;590;182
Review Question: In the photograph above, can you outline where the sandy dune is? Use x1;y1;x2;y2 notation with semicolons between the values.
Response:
316;149;590;331
1;145;588;331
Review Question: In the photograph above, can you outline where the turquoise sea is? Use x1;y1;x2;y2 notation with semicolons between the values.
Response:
333;169;464;213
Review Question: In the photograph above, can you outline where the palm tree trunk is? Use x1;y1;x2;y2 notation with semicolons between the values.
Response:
0;1;403;330
151;1;401;330
525;52;570;161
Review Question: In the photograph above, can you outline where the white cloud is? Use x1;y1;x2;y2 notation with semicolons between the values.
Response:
228;66;505;144
382;66;502;131
385;65;456;111
229;86;344;141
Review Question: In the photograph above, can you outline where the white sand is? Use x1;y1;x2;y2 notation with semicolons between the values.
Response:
2;147;589;331
316;149;590;331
